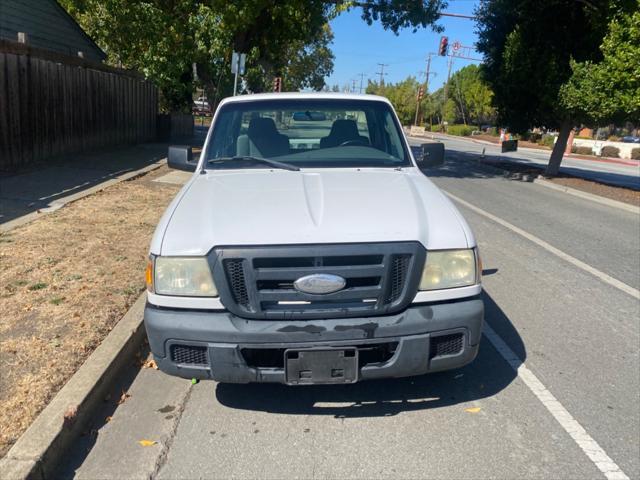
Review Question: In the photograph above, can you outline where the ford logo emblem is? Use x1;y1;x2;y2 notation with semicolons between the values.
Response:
293;274;346;295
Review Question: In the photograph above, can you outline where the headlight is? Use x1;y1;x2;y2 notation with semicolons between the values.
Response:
419;249;477;291
152;257;218;297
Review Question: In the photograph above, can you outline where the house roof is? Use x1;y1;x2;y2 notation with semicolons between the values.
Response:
0;0;106;62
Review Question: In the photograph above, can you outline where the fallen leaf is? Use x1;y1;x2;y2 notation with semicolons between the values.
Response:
105;416;112;423
142;358;158;369
465;407;481;414
138;440;157;447
63;406;78;427
117;390;131;405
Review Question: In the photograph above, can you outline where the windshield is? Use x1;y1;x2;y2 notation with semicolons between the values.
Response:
204;98;411;169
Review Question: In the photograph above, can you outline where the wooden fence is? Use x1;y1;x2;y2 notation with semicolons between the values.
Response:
0;40;158;171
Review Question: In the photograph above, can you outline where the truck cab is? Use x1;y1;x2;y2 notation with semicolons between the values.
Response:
144;93;483;385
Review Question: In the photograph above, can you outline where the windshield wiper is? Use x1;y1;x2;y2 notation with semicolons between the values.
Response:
206;155;300;171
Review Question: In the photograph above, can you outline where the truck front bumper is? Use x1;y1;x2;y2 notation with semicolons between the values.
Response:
144;297;483;384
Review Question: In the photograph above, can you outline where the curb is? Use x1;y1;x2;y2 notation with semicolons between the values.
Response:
0;159;166;233
533;177;640;215
0;293;147;480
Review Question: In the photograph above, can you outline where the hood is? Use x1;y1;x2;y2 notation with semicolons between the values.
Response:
155;168;473;256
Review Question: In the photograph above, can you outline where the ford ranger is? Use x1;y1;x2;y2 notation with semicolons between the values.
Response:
144;93;483;385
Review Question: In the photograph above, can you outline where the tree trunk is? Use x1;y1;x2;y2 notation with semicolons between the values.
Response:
545;120;573;176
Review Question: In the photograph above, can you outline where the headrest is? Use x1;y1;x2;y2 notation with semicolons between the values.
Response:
248;117;279;137
329;119;360;138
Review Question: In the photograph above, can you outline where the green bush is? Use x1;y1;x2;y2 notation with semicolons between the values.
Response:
631;148;640;160
600;146;620;158
538;134;556;148
447;124;474;136
430;124;442;133
524;132;542;143
574;146;594;155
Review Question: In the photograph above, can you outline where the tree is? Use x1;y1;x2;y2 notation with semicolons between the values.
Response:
366;77;425;125
560;4;640;125
475;0;637;175
61;0;450;112
60;0;336;110
447;64;495;126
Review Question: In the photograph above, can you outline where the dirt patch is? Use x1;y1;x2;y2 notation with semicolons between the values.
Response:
477;159;640;206
0;166;180;458
543;176;640;206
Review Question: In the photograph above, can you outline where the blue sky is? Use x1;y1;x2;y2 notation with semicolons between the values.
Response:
325;0;481;93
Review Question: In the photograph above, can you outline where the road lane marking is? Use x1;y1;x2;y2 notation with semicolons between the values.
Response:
484;323;629;480
444;191;640;300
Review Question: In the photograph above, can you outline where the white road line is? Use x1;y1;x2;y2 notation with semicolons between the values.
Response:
483;323;630;480
444;191;640;300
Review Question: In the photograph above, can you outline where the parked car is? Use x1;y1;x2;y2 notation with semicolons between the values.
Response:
192;96;210;114
621;136;640;143
144;93;484;385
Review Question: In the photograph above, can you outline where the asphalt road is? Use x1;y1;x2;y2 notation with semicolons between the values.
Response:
421;133;640;190
57;142;639;480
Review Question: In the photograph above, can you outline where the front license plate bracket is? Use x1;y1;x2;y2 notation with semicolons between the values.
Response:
285;348;358;385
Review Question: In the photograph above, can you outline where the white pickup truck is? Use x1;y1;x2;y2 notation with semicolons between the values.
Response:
144;93;483;385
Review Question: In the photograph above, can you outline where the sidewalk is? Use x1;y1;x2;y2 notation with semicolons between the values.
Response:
0;144;164;225
0;126;208;227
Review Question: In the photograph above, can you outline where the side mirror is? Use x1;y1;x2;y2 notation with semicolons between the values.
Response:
168;145;197;172
413;142;445;169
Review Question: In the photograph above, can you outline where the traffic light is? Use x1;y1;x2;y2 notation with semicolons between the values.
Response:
417;86;425;100
438;36;449;56
273;76;282;92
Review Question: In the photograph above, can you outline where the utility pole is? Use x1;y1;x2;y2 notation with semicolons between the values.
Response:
358;73;365;93
441;55;454;124
376;63;388;85
351;79;357;93
415;53;434;126
424;54;433;93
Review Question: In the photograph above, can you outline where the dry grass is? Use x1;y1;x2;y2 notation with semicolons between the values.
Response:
545;176;640;206
0;166;180;457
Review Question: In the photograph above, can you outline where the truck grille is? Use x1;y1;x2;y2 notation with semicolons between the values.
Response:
170;344;209;365
429;333;464;359
210;243;425;320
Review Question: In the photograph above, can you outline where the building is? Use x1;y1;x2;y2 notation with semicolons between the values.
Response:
0;0;106;62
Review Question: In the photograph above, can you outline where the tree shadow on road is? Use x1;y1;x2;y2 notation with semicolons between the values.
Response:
422;148;640;190
215;291;525;418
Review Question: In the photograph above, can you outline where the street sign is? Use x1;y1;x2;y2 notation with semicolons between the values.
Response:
231;51;239;74
239;53;246;75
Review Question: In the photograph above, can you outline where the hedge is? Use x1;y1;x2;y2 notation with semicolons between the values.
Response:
538;135;556;148
631;148;640;160
600;146;620;158
573;146;594;155
447;124;474;136
524;132;542;143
